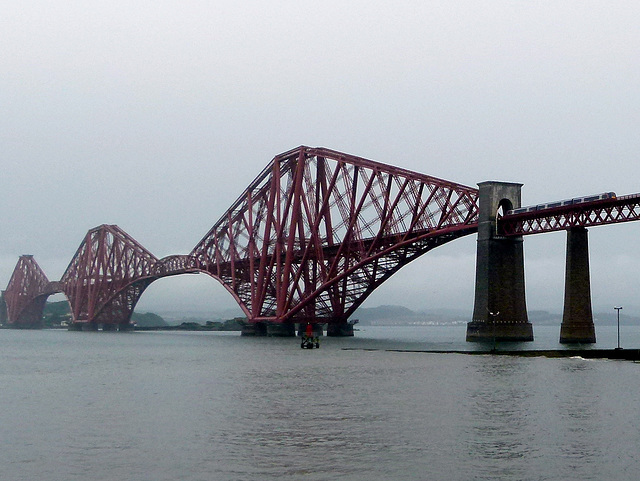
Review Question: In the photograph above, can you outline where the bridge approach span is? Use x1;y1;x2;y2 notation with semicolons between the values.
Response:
498;193;640;236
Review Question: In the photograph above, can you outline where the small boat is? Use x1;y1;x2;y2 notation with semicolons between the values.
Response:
300;323;320;349
301;335;319;349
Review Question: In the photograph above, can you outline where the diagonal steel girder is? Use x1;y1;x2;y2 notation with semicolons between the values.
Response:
3;255;60;327
3;147;480;328
59;224;160;325
192;146;479;324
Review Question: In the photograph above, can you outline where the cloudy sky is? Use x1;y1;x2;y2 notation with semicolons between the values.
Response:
2;1;640;317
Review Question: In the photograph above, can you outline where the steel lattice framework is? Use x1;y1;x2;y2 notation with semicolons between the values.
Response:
2;147;481;328
499;194;640;236
191;146;480;324
3;255;59;327
2;226;204;327
6;146;640;330
59;224;160;327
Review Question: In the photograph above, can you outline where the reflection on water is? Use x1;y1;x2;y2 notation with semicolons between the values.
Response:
1;327;640;480
464;357;535;480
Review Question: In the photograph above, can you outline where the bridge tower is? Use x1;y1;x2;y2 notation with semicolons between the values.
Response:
467;181;533;342
559;227;596;343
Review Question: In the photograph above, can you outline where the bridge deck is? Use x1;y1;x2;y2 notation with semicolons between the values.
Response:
499;193;640;236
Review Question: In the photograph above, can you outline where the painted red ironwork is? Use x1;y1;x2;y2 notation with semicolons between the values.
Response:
6;148;640;331
2;232;207;327
191;146;480;325
3;255;60;328
8;145;640;331
1;147;481;328
59;225;159;328
152;255;202;276
499;194;640;236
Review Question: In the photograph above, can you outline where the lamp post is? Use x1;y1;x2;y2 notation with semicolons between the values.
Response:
614;306;623;350
488;310;499;352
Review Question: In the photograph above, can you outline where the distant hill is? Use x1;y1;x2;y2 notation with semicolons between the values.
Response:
152;307;245;325
42;301;169;327
131;312;168;327
43;301;72;327
352;305;640;327
41;300;639;328
353;305;470;326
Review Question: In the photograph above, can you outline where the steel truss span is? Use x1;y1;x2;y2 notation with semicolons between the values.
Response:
191;147;480;324
59;225;160;327
6;146;640;329
499;194;640;236
3;256;58;328
3;146;481;327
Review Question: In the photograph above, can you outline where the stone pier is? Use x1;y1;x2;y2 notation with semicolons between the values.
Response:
266;323;296;337
560;227;596;343
327;322;355;337
240;321;267;336
466;181;533;342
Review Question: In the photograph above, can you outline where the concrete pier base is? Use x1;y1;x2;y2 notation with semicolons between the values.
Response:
266;323;296;337
327;322;355;337
102;323;117;331
559;322;596;344
560;227;596;343
466;320;534;342
241;322;268;336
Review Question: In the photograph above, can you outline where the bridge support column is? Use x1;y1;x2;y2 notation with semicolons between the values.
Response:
266;323;296;337
560;227;596;343
241;322;268;336
327;322;355;337
70;321;99;331
467;181;533;342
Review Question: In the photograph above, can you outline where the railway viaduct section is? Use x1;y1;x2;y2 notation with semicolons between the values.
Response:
3;146;640;343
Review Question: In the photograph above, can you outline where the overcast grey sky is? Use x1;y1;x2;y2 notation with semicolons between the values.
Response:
2;1;640;316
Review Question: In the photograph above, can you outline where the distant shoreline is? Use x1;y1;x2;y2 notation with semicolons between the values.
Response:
344;347;640;361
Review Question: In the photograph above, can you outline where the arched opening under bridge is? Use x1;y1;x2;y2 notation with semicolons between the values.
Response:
134;273;245;327
42;292;73;328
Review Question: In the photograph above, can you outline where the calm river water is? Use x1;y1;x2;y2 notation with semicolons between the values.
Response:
1;325;639;481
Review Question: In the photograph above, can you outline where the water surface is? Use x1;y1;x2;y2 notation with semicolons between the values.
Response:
1;326;639;480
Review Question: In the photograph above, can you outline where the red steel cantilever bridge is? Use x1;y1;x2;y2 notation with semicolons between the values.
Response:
3;146;640;335
2;147;479;332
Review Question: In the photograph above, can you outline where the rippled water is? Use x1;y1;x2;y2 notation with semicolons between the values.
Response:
1;326;639;480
